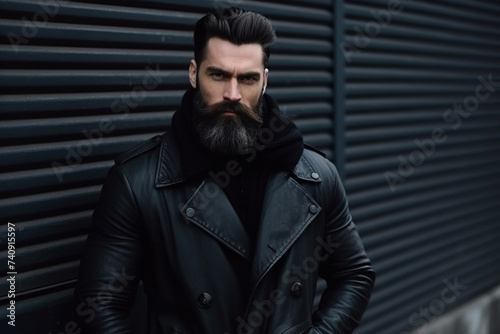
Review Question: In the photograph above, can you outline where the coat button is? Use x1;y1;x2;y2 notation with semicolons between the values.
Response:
185;207;196;218
197;292;213;308
309;205;318;214
290;282;303;298
311;172;319;180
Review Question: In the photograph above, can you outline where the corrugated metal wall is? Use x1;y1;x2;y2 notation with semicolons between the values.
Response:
340;0;500;333
0;0;335;332
0;0;499;333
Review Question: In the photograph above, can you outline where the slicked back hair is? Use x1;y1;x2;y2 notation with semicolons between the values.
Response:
193;7;277;67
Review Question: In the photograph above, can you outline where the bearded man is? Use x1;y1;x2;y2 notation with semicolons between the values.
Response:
74;7;375;334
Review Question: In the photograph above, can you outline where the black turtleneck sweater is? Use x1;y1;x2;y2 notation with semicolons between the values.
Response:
171;88;304;246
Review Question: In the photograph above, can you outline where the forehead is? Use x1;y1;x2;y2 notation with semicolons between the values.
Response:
202;37;265;71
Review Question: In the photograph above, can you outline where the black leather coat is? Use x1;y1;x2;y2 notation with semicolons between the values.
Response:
74;131;375;334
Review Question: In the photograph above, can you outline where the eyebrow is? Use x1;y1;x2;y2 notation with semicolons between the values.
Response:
206;66;261;79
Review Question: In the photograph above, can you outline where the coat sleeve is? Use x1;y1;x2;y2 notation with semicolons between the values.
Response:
311;163;376;334
74;165;144;333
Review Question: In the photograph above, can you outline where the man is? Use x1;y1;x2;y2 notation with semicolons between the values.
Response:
74;7;375;334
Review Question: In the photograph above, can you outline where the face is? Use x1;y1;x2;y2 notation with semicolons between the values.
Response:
188;37;269;157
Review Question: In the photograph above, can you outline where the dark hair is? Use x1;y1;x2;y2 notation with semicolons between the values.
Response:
193;7;276;66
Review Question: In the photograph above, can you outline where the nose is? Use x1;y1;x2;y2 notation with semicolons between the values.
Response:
223;79;242;102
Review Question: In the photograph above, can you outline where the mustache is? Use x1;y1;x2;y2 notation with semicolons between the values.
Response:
198;100;263;124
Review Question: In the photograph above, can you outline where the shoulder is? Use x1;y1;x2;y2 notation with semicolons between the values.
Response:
302;144;333;170
300;144;341;182
115;134;163;166
298;146;347;206
304;144;326;158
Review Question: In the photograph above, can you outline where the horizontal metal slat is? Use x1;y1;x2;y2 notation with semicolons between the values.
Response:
373;233;500;299
302;133;333;148
351;0;500;25
344;18;500;49
0;133;161;168
0;286;74;320
346;154;500;191
345;67;487;81
376;247;500;306
284;0;332;6
346;110;497;127
0;20;193;47
346;82;486;97
437;0;500;14
351;169;500;210
346;140;500;176
0;90;184;114
0;45;192;67
0;69;186;89
354;165;500;199
371;243;500;307
0;161;112;195
369;215;497;274
358;177;500;236
269;54;333;69
349;163;499;209
345;51;500;70
231;1;333;23
350;177;499;223
346;95;500;112
360;195;498;249
295;118;333;134
345;2;500;35
273;37;332;54
0;185;102;219
346;133;500;161
267;87;332;102
270;71;332;86
272;19;332;38
369;221;500;291
14;260;80;293
280;102;332;118
0;0;201;28
346;122;498;144
0;234;87;273
8;210;93;244
0;112;171;140
344;36;500;59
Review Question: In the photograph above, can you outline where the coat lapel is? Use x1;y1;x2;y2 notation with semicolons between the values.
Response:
162;123;323;281
251;171;321;283
180;179;252;261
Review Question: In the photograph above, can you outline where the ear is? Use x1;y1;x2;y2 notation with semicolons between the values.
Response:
262;68;269;94
189;59;197;89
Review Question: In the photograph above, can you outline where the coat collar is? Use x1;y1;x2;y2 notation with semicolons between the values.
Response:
155;131;321;188
154;131;186;188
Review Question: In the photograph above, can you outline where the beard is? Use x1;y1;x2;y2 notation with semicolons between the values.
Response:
194;89;264;158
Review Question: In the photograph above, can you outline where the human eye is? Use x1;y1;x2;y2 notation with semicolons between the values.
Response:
240;75;258;84
210;72;225;80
